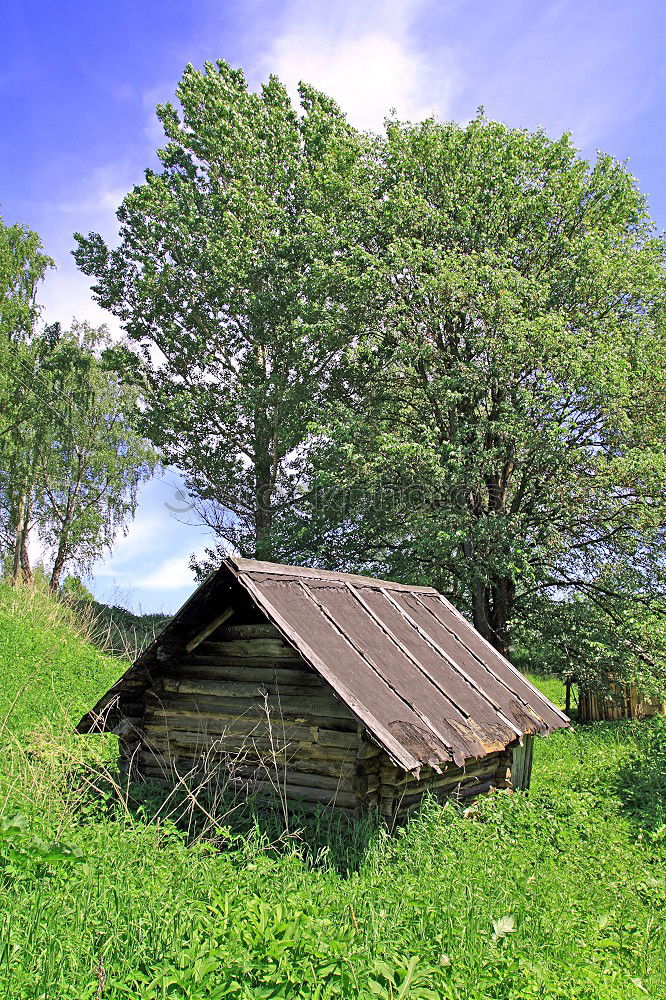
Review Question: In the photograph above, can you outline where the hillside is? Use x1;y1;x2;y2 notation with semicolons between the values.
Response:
0;582;665;999
0;584;124;740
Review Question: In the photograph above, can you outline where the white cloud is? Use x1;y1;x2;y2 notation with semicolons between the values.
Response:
261;0;460;131
135;553;201;591
38;262;122;339
88;472;213;613
93;514;169;576
36;162;138;337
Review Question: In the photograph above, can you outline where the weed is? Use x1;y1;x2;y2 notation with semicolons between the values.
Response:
0;582;665;998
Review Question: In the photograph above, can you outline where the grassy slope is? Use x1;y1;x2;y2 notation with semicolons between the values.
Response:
0;584;122;737
0;583;665;1000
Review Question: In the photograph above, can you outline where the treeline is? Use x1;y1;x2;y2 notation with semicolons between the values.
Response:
0;219;155;591
5;59;666;703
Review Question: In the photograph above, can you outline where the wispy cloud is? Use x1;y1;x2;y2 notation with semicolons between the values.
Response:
135;552;202;591
260;0;460;131
257;0;656;149
91;472;212;613
445;0;655;148
34;162;138;335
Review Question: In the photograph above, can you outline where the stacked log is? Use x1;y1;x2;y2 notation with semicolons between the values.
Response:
136;630;366;813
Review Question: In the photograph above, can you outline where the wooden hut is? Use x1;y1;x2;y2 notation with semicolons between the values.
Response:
77;558;569;819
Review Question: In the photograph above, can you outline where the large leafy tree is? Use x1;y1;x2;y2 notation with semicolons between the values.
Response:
74;60;371;562
294;116;666;661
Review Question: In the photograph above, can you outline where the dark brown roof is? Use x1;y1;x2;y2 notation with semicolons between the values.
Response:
77;557;569;773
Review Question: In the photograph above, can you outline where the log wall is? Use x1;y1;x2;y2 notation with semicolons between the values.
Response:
375;749;513;821
129;623;369;813
120;619;517;818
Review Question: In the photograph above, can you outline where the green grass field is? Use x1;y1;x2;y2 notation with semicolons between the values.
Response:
1;582;665;999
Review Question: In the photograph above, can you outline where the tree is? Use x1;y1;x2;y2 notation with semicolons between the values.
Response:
513;572;666;717
0;215;52;348
74;60;372;562
292;116;666;663
0;214;155;590
33;322;156;591
0;215;53;582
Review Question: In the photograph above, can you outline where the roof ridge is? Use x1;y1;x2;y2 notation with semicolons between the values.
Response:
229;557;438;592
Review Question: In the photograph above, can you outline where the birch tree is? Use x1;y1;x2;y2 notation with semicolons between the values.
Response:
0;216;53;581
34;322;155;591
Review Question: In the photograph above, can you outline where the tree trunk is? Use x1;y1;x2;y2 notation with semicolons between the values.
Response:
19;531;32;585
254;482;273;560
471;580;492;644
488;577;515;661
11;492;27;585
253;410;275;561
470;577;515;660
49;539;68;592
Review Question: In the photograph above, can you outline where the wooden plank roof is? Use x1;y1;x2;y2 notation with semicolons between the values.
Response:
77;557;569;774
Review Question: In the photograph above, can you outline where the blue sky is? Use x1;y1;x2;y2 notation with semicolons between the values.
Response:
2;0;664;613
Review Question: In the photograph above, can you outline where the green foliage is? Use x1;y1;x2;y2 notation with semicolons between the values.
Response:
0;316;156;589
288;114;666;678
515;589;666;700
0;214;52;344
75;60;372;562
32;321;157;588
0;813;85;886
0;214;54;580
0;583;665;998
61;574;95;602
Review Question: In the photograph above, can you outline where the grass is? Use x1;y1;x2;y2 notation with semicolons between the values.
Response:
0;581;665;999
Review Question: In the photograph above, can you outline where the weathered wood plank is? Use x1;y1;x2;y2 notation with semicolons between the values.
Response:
212;765;356;792
145;695;359;730
395;756;500;789
227;778;358;809
199;639;300;660
142;729;360;766
138;749;357;790
315;728;361;749
185;607;234;653
219;623;281;639
137;754;359;808
163;678;287;699
172;662;321;687
156;685;356;722
143;709;361;747
395;778;497;815
144;710;314;740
